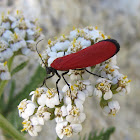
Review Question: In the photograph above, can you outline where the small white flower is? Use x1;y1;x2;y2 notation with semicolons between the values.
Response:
48;57;57;66
62;84;86;105
116;75;131;95
2;30;13;41
31;106;51;125
69;30;78;40
77;37;91;48
1;22;10;29
30;87;48;106
94;78;112;100
67;69;86;81
66;104;86;123
55;106;67;123
45;88;60;108
18;99;37;119
21;119;42;136
10;40;26;52
0;71;11;80
0;26;5;36
0;62;11;80
14;27;26;38
94;88;102;98
103;100;120;116
76;80;94;97
0;48;13;61
68;39;83;53
0;11;43;60
56;121;82;139
99;64;120;80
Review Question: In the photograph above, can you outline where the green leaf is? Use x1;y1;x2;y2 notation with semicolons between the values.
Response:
9;80;16;101
0;93;5;113
82;127;115;140
3;65;46;116
11;61;29;76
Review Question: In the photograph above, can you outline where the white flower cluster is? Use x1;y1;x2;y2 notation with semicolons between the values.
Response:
18;79;93;138
0;61;11;80
94;55;131;115
0;10;43;62
18;26;131;138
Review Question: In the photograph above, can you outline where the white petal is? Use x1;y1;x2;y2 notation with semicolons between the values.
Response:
94;88;102;98
64;96;72;105
33;125;42;132
61;106;67;116
71;124;82;133
38;117;44;125
103;90;112;100
77;91;85;101
37;94;46;106
30;115;39;125
66;115;74;122
44;112;51;121
67;104;72;112
103;106;110;115
48;57;57;66
57;52;64;57
74;98;84;106
75;102;83;112
82;80;90;85
48;52;57;57
62;84;69;92
86;85;94;95
79;113;86;123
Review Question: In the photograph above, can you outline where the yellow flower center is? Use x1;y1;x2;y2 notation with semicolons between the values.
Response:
105;64;109;69
101;34;105;39
62;34;65;38
100;83;104;86
73;26;76;30
95;26;98;30
4;61;7;66
48;39;51;45
77;29;80;33
107;35;111;39
123;76;127;79
71;85;74;91
14;33;19;40
63;126;73;136
110;69;114;72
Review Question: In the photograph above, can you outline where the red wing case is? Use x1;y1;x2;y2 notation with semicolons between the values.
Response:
51;39;120;71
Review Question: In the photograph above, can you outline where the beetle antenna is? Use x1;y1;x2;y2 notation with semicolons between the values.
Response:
36;39;54;94
36;39;48;70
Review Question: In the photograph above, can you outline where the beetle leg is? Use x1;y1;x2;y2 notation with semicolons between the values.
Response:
40;73;55;94
85;68;104;78
55;71;61;101
61;71;72;99
41;73;55;87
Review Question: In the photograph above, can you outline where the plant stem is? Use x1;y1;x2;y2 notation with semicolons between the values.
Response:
0;80;8;97
0;114;26;140
56;136;61;140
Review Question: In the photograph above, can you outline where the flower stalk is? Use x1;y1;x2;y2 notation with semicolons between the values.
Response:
0;114;26;140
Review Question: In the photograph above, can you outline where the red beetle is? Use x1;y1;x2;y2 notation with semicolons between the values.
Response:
37;39;120;95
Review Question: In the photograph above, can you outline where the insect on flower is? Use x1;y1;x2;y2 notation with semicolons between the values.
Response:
36;39;120;98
